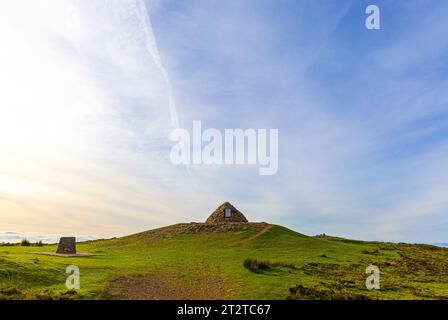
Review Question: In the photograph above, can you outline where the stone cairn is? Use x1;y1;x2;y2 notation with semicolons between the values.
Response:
206;202;248;224
56;237;76;254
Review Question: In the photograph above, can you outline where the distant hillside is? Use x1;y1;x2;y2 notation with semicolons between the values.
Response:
431;243;448;248
1;222;448;300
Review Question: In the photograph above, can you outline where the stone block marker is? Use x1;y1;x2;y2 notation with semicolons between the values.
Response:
56;237;76;254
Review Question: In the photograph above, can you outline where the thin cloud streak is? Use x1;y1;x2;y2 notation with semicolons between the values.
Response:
0;0;447;243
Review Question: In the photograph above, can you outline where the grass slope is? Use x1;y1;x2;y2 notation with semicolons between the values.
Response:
0;223;447;300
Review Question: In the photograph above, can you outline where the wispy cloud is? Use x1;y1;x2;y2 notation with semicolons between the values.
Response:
0;0;447;243
0;231;96;244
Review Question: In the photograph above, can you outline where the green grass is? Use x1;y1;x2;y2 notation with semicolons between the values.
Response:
0;223;447;300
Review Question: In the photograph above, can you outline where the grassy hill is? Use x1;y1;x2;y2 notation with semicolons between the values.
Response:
1;222;448;300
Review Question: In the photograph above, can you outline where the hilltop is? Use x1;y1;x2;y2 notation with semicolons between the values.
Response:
1;222;448;300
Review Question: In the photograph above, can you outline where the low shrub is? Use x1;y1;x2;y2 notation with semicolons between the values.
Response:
244;258;296;273
34;290;81;300
0;242;16;247
288;284;372;300
362;249;380;255
20;239;31;247
244;258;271;272
0;287;23;300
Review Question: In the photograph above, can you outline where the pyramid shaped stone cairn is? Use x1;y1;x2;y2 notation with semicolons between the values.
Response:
206;202;248;224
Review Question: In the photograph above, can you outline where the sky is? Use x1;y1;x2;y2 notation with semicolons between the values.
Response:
0;0;447;243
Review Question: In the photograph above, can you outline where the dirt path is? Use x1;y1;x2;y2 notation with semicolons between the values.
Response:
241;224;272;243
107;271;230;300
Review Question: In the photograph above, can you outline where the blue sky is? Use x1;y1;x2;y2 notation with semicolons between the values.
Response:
149;0;448;242
0;0;447;243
